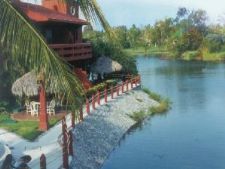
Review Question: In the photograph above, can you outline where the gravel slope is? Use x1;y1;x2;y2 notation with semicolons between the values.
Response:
71;88;159;169
0;143;5;162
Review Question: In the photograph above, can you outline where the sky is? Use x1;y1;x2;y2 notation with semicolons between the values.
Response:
96;0;225;27
24;0;225;27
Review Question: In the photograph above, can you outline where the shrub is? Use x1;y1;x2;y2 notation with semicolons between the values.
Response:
129;111;149;122
86;82;107;97
150;99;170;114
0;113;10;123
204;33;225;52
175;28;203;53
142;88;161;102
105;79;118;87
143;88;171;114
182;51;200;60
0;101;8;113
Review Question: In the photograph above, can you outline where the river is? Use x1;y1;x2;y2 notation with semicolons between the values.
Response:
101;56;225;169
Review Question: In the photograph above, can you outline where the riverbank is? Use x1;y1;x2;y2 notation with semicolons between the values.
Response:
124;47;225;61
124;47;175;58
70;87;167;169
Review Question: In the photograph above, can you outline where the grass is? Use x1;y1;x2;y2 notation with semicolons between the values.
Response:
201;49;225;61
181;49;225;61
0;113;62;141
124;47;148;56
129;110;150;122
124;47;175;58
150;99;170;114
142;88;171;114
182;51;200;60
130;88;171;122
142;88;162;102
124;46;225;62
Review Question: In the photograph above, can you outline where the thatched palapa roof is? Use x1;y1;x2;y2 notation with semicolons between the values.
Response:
12;71;40;97
91;56;122;74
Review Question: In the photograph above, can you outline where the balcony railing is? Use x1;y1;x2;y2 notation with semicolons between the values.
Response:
49;43;92;61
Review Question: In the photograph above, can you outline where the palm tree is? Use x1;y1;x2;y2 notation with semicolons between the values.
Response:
0;0;111;112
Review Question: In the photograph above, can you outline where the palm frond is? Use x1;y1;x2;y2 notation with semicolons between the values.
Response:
78;0;115;37
0;0;85;110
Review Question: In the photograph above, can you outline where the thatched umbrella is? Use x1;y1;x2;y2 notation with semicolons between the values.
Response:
11;71;39;97
11;71;49;131
91;56;122;74
11;71;59;97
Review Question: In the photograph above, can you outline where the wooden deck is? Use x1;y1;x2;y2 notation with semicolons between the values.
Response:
49;43;92;61
11;111;67;121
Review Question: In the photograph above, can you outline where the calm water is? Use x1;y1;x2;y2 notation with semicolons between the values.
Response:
102;57;225;169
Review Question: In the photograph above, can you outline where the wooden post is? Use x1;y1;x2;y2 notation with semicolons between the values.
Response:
80;107;83;121
39;82;49;131
104;88;107;103
86;98;90;114
92;95;95;110
71;112;75;128
68;130;74;156
111;86;114;99
62;118;69;169
40;154;46;169
97;91;100;105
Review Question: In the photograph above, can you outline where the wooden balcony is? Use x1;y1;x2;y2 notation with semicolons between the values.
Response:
49;43;92;61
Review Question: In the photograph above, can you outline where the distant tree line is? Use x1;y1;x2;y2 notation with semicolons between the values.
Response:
84;7;225;59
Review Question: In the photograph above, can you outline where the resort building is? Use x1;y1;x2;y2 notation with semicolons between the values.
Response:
12;0;93;89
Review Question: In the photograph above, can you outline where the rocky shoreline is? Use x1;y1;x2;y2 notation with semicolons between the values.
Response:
71;88;159;169
0;144;4;159
0;143;11;167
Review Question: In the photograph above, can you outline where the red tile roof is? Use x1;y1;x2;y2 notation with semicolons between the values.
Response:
12;1;88;25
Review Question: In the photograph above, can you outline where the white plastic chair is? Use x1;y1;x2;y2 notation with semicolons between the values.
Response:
25;101;31;114
30;101;40;117
47;100;55;116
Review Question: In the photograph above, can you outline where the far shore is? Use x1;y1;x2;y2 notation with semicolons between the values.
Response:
124;47;225;62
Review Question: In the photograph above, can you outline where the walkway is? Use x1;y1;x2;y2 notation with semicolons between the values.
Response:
0;82;141;169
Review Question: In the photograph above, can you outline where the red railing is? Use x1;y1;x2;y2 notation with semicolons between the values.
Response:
49;43;92;61
39;75;141;169
84;75;141;115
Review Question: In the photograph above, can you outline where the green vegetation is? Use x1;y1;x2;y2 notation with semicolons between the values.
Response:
129;110;150;122
84;28;138;74
0;0;113;116
130;89;171;122
201;48;225;61
150;99;170;114
105;79;118;87
86;83;107;97
0;112;61;140
142;88;162;102
124;46;172;57
143;88;171;114
85;79;119;97
182;51;200;60
0;120;42;141
85;7;225;61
